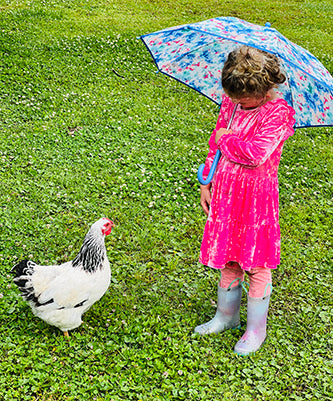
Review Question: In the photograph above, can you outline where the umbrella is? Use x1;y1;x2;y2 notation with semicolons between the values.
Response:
140;17;333;183
140;17;333;127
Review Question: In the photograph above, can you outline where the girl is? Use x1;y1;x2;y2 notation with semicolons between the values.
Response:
195;46;295;355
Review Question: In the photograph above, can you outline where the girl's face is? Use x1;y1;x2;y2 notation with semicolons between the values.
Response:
229;95;266;110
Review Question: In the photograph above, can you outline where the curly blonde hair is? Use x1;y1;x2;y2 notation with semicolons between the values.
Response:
222;45;286;98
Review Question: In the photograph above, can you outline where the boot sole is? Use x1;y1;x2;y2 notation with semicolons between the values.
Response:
234;338;266;356
194;324;241;335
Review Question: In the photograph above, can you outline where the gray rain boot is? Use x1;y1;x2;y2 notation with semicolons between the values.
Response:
194;280;242;335
234;289;271;355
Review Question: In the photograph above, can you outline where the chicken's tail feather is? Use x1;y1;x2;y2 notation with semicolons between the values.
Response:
11;260;38;302
11;259;36;278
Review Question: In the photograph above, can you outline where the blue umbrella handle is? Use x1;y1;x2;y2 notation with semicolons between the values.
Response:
197;104;238;185
197;150;221;185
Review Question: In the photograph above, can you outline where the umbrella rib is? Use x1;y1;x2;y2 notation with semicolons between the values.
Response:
162;40;222;65
284;72;296;123
156;69;221;105
140;36;221;103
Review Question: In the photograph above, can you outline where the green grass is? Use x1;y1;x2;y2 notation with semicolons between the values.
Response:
0;0;332;399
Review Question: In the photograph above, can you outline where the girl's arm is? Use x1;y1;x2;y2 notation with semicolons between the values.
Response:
200;184;211;216
216;103;295;167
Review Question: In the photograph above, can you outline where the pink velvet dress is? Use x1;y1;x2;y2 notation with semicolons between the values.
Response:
199;95;296;271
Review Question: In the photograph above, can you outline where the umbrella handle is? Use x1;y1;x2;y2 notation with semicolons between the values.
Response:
197;150;221;185
197;104;238;185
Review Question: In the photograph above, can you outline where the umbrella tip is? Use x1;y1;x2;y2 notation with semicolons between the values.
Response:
265;22;271;28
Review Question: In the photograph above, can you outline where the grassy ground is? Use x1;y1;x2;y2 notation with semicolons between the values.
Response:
0;0;332;400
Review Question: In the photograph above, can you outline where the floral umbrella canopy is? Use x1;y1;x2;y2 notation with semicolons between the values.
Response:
140;17;333;128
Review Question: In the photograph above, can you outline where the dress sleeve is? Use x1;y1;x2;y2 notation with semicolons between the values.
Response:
217;102;295;167
201;97;231;180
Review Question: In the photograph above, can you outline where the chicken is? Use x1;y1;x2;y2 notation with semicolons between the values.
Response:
11;217;114;337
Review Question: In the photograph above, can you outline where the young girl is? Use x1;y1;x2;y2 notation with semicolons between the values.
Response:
194;46;295;355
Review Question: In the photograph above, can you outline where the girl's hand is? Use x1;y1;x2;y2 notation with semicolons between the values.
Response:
200;184;212;216
215;128;232;144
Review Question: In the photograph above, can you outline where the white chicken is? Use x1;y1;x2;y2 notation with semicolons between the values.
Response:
11;217;114;337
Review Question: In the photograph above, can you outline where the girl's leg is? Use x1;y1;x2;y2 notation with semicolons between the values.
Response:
194;262;244;335
219;261;245;289
247;267;272;298
234;267;272;355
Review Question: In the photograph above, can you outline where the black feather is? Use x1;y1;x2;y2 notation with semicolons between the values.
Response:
35;298;55;307
72;231;105;273
74;299;88;308
11;259;32;278
11;259;49;307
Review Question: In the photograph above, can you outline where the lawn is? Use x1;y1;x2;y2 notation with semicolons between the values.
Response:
0;0;332;400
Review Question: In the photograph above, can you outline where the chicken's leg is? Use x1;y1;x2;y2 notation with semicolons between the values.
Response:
63;331;69;337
